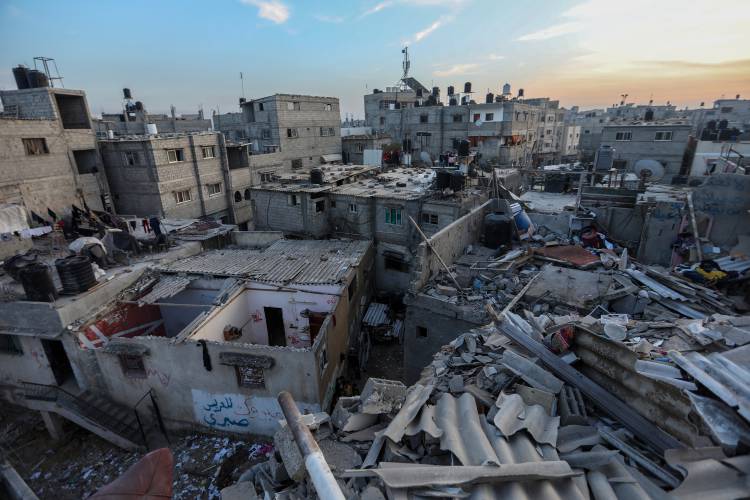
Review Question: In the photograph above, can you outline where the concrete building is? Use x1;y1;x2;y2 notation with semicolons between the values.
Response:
599;122;693;181
92;88;212;138
364;86;547;166
560;124;581;161
689;139;750;176
0;236;373;443
249;165;489;292
99;131;284;229
0;86;112;218
341;132;390;164
214;94;342;171
692;97;750;135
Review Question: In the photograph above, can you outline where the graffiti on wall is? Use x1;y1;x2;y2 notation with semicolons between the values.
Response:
192;389;319;433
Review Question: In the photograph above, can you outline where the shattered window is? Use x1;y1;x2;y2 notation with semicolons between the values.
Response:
22;138;49;155
236;366;265;388
119;354;146;378
0;334;23;355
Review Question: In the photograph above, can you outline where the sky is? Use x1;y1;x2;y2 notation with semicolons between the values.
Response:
1;0;749;119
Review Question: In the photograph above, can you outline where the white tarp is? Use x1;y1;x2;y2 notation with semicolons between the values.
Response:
0;204;29;234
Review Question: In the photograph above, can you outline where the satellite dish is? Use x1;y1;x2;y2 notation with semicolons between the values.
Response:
633;159;664;181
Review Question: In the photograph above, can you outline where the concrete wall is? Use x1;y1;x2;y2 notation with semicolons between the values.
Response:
231;230;284;248
410;199;493;291
600;125;692;180
692;173;750;248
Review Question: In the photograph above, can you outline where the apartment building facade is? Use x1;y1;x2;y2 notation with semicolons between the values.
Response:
214;94;342;171
0;86;111;218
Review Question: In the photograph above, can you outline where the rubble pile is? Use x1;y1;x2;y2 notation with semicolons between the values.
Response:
225;305;750;498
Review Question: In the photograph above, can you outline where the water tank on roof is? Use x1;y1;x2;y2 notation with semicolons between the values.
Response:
450;170;465;191
518;88;524;98
594;145;615;171
484;213;513;249
432;86;440;96
27;70;49;88
19;263;58;302
436;170;452;189
447;85;455;96
461;96;469;105
464;82;472;93
135;101;144;111
486;92;494;104
502;83;511;95
416;88;423;98
13;65;30;89
123;88;132;99
55;256;96;295
644;109;654;121
310;168;324;185
449;98;457;106
373;88;381;94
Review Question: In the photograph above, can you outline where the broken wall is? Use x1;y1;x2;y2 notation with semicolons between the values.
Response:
410;199;493;292
692;174;750;248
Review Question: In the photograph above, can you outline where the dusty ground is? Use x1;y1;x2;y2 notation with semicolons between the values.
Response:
0;404;272;499
359;339;405;386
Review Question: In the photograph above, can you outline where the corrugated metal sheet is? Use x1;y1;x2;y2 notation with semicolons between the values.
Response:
626;269;688;301
159;239;370;285
363;302;389;326
715;255;750;273
137;275;193;304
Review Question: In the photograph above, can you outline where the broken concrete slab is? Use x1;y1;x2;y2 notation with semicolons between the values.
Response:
220;480;260;500
273;412;333;481
331;396;378;432
516;385;557;414
361;378;408;415
501;349;564;394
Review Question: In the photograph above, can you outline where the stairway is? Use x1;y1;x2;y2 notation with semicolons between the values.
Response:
21;383;144;451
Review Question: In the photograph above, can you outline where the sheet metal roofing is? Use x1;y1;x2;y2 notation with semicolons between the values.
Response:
159;239;370;285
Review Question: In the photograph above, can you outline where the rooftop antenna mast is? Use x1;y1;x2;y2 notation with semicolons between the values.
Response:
398;46;410;91
240;72;245;99
33;57;63;88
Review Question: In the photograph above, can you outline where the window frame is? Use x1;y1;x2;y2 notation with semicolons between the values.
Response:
286;128;298;138
201;146;215;159
118;354;146;378
452;114;463;123
421;212;438;225
22;138;49;156
174;189;192;204
288;194;300;206
485;113;494;121
235;365;266;388
0;334;23;355
615;131;632;141
206;182;222;197
122;151;139;166
419;114;429;124
349;203;358;214
654;131;673;141
384;207;403;225
167;148;185;163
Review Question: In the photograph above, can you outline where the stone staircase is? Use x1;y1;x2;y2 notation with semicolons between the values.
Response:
20;382;145;451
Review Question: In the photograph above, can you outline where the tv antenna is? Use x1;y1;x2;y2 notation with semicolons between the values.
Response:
398;46;410;90
33;57;64;88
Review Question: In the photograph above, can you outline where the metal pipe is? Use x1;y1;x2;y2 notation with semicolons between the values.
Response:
277;391;345;500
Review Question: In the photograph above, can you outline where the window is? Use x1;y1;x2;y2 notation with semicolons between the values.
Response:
384;252;408;272
260;172;273;183
385;207;402;225
330;199;336;208
234;191;242;202
261;129;271;139
122;151;139;166
654;131;673;141
119;354;146;378
320;127;335;137
287;128;298;138
22;138;49;155
0;334;22;355
473;113;481;122
74;149;98;174
417;326;428;338
420;114;428;123
421;212;438;225
174;189;191;204
379;117;385;126
201;146;215;159
349;203;358;213
288;194;300;206
485;113;494;121
206;183;222;197
291;159;303;169
315;199;325;213
258;103;264;111
356;143;365;152
167;148;185;162
244;188;251;200
325;103;332;111
452;114;463;123
236;366;265;388
287;101;301;111
615;131;632;141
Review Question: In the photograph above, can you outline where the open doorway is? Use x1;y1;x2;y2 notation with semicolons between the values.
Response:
41;339;76;387
264;307;286;346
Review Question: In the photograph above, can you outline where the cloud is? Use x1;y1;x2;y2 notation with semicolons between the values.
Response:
360;0;467;18
402;14;453;45
487;53;505;61
240;0;290;24
360;1;394;17
516;22;581;41
433;63;479;77
314;14;344;23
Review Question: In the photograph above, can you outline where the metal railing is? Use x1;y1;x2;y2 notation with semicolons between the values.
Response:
133;388;169;447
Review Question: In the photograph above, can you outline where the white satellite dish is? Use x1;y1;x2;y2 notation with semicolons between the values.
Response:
633;159;665;181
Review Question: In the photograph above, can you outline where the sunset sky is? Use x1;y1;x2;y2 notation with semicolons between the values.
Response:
1;0;748;118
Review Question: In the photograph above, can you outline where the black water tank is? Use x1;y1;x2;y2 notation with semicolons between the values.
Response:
486;92;494;104
458;139;470;156
239;97;246;105
436;170;452;189
484;213;513;249
135;101;144;111
310;168;324;185
461;96;469;105
123;88;132;99
432;86;440;96
19;263;58;302
518;88;524;98
373;88;381;94
55;256;96;295
450;171;465;191
447;85;455;96
644;109;654;121
13;65;30;89
449;98;457;106
464;82;472;93
3;253;38;281
27;70;49;88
